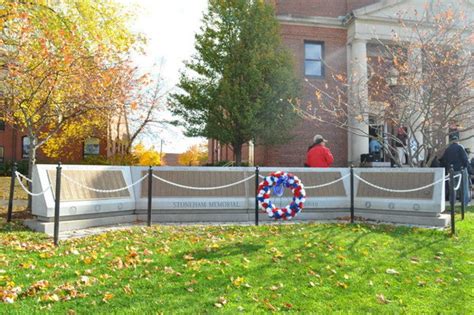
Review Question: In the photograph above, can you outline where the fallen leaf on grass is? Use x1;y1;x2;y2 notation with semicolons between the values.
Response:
232;276;245;287
102;292;114;303
25;280;49;296
270;283;284;291
183;254;194;261
376;293;391;304
111;257;124;269
123;285;133;295
385;268;399;275
40;293;60;303
263;299;277;311
410;257;419;264
164;266;175;274
214;296;227;308
336;281;348;289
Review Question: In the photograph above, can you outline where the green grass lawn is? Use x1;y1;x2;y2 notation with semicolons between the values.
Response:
0;209;473;314
0;176;28;201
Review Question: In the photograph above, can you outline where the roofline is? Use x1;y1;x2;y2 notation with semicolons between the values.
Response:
352;0;406;17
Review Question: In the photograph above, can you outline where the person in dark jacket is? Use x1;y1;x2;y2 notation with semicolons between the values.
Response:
440;136;470;205
305;134;334;168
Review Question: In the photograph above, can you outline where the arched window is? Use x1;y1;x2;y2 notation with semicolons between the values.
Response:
22;136;30;159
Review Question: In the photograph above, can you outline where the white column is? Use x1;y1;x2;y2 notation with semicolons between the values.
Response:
348;39;369;165
461;129;474;152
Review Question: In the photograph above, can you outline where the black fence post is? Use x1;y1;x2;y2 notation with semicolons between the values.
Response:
460;167;465;221
53;162;62;246
147;166;153;227
350;165;355;224
7;162;17;223
449;165;455;236
255;166;259;226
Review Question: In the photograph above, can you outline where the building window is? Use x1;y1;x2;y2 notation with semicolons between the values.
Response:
0;119;5;131
305;42;324;77
84;138;100;157
22;136;30;159
0;146;4;163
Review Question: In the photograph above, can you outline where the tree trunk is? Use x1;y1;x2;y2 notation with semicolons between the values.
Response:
27;144;37;211
234;143;242;166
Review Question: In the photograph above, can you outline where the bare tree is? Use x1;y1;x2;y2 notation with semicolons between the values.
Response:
119;68;171;155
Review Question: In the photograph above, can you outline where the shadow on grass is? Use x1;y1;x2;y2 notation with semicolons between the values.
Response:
185;243;264;261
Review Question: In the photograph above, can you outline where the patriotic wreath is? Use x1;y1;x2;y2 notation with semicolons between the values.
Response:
257;171;306;220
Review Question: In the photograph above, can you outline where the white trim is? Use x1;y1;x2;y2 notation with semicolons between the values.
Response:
352;0;405;18
277;15;346;30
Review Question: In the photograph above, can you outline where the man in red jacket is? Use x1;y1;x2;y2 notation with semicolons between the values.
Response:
305;134;334;167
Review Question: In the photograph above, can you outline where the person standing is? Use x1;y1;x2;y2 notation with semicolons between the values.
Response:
305;134;334;168
369;135;382;161
440;136;470;205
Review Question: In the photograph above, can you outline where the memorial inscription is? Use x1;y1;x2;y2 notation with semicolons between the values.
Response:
172;201;242;209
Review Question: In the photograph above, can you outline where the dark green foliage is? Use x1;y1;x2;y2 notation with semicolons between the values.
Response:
170;0;299;164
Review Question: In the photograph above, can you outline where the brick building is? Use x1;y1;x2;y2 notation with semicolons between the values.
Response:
208;0;474;167
0;50;128;168
0;116;129;169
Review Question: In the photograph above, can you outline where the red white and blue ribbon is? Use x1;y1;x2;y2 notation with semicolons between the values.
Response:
257;171;305;220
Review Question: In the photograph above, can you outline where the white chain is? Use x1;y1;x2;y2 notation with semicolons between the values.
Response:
258;173;349;189
61;172;148;193
15;171;33;183
15;172;52;196
453;174;462;191
305;174;350;189
152;173;255;190
354;174;450;193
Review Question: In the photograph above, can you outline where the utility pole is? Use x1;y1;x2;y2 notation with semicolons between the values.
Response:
160;139;164;161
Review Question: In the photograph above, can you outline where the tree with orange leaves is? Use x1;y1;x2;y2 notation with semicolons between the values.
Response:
0;0;143;180
178;144;208;166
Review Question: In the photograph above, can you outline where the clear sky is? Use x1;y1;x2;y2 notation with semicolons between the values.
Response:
117;0;208;153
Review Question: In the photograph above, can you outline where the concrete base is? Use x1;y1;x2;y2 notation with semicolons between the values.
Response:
23;207;451;236
24;215;139;236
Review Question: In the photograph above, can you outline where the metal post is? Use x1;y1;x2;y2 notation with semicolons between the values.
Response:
255;166;259;226
53;162;62;246
350;165;355;223
147;166;153;227
460;167;465;220
449;165;455;236
7;162;17;223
